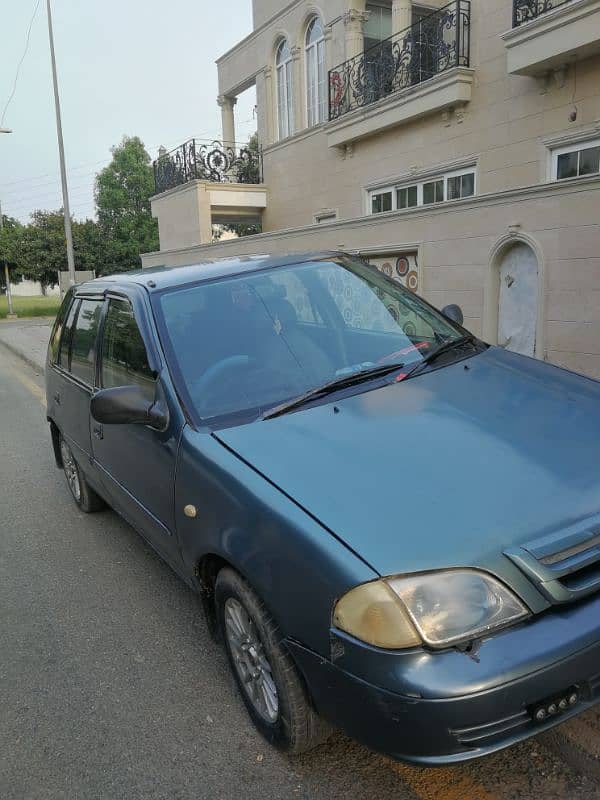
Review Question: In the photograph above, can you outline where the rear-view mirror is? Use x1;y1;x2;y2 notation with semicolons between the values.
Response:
441;304;464;326
91;385;168;430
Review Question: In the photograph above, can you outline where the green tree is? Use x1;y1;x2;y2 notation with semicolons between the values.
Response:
95;136;159;274
0;215;25;290
15;210;67;289
74;217;110;275
2;210;109;290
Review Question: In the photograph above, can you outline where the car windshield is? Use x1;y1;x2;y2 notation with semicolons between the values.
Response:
156;257;465;426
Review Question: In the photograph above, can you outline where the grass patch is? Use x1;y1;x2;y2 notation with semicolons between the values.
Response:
0;294;61;320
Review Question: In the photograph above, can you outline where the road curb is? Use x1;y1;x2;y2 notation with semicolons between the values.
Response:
0;338;45;374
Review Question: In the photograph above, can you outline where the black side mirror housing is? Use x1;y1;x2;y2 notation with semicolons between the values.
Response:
441;304;464;326
91;384;168;430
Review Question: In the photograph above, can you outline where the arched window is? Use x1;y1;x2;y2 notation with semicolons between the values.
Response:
276;40;294;140
305;17;326;126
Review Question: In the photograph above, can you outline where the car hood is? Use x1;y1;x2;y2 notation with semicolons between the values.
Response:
215;348;600;597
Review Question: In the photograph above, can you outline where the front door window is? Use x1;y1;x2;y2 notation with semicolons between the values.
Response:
101;299;155;401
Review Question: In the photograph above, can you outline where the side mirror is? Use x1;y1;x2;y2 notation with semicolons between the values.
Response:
441;304;464;326
91;384;168;430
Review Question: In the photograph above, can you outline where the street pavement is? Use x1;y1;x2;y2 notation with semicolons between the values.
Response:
0;341;599;800
0;318;53;372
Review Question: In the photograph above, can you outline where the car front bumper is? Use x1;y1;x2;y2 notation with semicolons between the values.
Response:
286;594;600;765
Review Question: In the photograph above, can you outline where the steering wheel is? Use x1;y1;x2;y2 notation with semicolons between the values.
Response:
192;355;252;397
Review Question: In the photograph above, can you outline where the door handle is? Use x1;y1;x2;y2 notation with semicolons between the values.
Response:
92;423;103;440
53;392;61;405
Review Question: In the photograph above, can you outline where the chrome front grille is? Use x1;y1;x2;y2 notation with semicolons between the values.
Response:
538;533;600;566
505;512;600;603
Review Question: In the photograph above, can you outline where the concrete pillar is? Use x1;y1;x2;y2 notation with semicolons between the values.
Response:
343;7;370;62
151;182;213;250
291;46;303;132
262;67;275;146
324;23;335;72
217;95;237;145
392;0;412;35
197;184;213;244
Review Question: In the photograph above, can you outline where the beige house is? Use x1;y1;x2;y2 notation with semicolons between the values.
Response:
143;0;600;378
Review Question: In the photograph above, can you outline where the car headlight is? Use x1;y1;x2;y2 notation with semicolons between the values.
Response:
333;569;529;650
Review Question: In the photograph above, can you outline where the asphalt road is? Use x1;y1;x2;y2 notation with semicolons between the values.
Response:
0;344;599;800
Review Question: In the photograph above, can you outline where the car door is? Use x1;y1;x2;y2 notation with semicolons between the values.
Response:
91;291;184;568
53;295;105;484
47;290;78;436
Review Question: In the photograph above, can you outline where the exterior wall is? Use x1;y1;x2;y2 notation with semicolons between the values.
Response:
250;1;600;231
150;181;268;248
142;176;600;379
253;0;293;29
218;1;350;98
148;0;600;379
10;279;60;297
151;182;213;251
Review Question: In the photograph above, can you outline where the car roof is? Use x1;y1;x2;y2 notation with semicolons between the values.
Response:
73;251;350;295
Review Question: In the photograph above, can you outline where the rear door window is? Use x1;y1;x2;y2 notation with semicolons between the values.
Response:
69;299;104;385
49;290;73;364
58;298;80;369
101;299;155;401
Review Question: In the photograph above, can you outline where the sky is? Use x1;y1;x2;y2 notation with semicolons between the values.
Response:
0;0;256;223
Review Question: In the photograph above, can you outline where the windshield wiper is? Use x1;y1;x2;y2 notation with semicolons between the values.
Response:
262;362;406;420
398;334;477;382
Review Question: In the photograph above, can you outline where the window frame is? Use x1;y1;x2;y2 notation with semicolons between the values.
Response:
276;39;294;140
68;297;105;387
314;209;338;224
305;16;326;128
551;137;600;182
56;297;81;374
97;294;158;396
368;167;477;215
49;288;75;366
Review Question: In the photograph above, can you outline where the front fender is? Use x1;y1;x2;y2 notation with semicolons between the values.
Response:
174;427;376;657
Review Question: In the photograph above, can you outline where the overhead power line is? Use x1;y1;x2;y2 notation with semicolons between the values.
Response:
1;0;43;126
0;125;257;193
1;122;259;216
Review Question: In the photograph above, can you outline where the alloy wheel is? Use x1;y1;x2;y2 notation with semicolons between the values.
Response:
224;597;279;723
60;440;81;503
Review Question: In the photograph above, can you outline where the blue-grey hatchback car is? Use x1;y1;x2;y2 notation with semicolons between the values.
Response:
46;253;600;764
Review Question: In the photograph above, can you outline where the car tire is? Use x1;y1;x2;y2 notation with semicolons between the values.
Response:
215;567;331;754
59;435;105;513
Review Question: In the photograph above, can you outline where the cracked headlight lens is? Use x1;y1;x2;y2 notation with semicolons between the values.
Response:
334;570;529;650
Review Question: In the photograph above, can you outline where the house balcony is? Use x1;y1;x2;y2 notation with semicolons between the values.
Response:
326;0;472;148
153;138;263;193
503;0;600;76
151;139;267;250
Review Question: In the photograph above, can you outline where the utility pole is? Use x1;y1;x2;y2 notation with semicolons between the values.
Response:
47;0;76;288
0;202;17;319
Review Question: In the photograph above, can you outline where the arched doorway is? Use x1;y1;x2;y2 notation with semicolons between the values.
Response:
497;242;539;357
485;235;544;359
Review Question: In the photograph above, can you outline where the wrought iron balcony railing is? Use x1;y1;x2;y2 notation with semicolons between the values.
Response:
153;139;263;194
512;0;572;26
328;0;471;122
